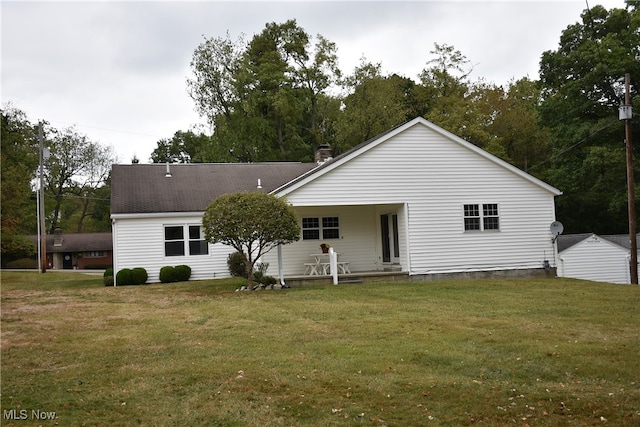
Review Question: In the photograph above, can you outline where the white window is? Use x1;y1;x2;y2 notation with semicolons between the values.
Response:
164;225;209;256
463;204;500;231
302;217;340;240
188;225;208;255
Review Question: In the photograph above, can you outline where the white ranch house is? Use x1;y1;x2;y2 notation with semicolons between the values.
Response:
110;117;562;284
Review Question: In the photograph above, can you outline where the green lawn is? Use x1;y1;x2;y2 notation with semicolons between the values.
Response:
1;271;639;426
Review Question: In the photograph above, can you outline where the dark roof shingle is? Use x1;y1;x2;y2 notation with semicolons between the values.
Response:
28;233;112;253
111;163;317;214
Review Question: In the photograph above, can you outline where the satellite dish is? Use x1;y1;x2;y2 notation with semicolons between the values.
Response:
550;221;564;236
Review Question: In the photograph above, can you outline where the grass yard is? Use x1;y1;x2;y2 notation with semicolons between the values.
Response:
1;271;639;426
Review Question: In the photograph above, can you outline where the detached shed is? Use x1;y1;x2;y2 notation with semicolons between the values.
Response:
556;233;639;284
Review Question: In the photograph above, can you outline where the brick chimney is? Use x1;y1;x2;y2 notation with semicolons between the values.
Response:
315;144;333;164
53;228;63;247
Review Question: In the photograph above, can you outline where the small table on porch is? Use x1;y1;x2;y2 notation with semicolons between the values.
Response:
304;253;350;275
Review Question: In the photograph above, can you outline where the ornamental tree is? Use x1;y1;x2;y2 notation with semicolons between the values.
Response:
202;191;300;289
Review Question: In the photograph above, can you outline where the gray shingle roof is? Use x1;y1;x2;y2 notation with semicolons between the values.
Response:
557;233;640;252
556;233;592;252
28;233;112;252
111;163;317;214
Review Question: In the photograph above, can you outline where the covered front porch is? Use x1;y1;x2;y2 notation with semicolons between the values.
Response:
263;203;409;279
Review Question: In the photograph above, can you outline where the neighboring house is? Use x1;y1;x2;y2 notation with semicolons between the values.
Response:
111;117;562;283
556;233;639;284
29;230;113;270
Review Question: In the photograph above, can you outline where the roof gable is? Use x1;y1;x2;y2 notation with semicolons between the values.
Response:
111;163;316;215
275;117;562;197
558;233;640;253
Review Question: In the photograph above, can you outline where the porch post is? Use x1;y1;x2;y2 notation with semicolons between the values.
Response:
277;244;285;288
329;247;338;285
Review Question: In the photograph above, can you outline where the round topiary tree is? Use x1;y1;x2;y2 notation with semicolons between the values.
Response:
131;267;148;285
103;267;114;286
203;192;300;290
159;266;177;283
175;265;192;282
116;268;134;286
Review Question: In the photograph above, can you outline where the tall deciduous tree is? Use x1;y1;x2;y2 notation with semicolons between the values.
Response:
150;130;213;163
44;126;116;233
421;43;494;149
485;78;551;172
336;60;428;152
538;4;640;233
187;20;341;163
0;106;38;263
188;31;244;126
202;192;300;289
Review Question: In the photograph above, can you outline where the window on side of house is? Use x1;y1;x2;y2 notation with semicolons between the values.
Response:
189;225;209;255
302;216;339;240
483;203;500;230
165;225;209;256
165;226;185;256
463;204;500;232
463;204;481;231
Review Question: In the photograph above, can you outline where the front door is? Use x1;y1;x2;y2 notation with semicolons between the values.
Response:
62;252;73;269
380;214;400;264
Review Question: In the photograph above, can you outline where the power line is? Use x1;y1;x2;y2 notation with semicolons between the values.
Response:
528;120;617;171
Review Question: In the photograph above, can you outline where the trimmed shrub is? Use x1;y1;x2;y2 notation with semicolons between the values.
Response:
159;266;177;283
227;251;247;278
253;271;264;283
116;268;134;286
103;267;114;286
175;265;191;282
5;258;38;269
131;267;148;285
262;275;277;286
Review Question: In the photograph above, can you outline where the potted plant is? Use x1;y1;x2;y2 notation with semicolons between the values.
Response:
320;243;330;253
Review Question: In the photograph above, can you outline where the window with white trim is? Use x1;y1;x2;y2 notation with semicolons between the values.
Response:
463;204;500;231
302;216;340;240
188;225;208;255
164;225;209;256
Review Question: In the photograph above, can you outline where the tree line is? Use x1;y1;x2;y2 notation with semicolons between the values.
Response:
1;109;115;264
152;5;639;236
2;3;638;264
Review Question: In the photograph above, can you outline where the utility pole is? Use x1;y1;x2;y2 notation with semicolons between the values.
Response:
38;122;47;273
620;73;637;284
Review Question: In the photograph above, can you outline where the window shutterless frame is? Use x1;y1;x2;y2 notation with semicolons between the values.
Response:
463;203;500;232
302;216;340;240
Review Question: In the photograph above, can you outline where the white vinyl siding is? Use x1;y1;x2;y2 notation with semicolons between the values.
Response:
113;215;231;283
280;124;557;275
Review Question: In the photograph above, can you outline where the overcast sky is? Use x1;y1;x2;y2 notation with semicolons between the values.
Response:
1;0;626;164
